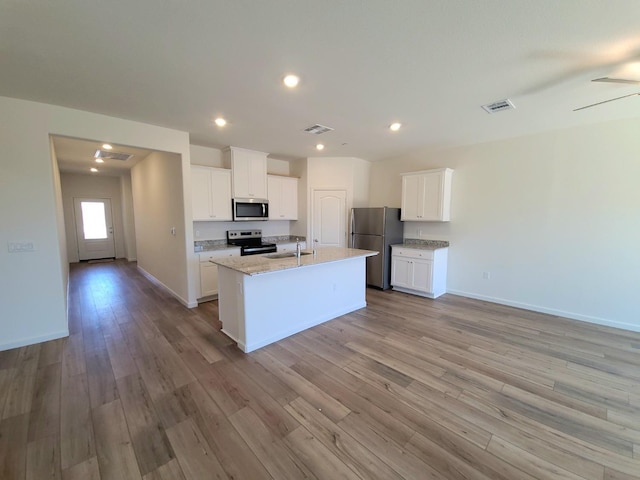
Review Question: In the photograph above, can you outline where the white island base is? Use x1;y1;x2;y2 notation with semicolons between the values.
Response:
217;253;370;353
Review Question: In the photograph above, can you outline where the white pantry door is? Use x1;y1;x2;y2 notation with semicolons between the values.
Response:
312;189;347;248
73;198;116;260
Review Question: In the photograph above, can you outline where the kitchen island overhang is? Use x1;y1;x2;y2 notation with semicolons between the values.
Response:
212;247;378;353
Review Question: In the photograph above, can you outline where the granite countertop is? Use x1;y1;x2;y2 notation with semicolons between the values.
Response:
210;247;377;276
195;236;306;252
392;238;450;250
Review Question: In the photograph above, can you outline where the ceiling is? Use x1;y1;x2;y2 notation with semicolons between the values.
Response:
3;1;640;162
52;136;152;175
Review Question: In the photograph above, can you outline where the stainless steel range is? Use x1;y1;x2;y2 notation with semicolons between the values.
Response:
227;230;277;256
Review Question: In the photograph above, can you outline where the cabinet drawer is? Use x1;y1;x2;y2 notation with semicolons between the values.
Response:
392;247;434;260
199;249;240;263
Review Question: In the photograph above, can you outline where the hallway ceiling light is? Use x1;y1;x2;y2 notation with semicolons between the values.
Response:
283;74;300;88
102;144;112;150
90;167;98;172
389;122;402;131
95;158;104;163
316;143;324;151
214;117;227;127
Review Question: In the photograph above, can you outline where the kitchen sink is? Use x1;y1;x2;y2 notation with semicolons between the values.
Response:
264;251;312;259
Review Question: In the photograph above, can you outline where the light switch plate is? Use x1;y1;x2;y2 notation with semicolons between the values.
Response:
8;242;35;253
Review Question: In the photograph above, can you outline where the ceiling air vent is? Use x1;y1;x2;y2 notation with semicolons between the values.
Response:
303;124;334;135
94;149;134;161
481;99;515;114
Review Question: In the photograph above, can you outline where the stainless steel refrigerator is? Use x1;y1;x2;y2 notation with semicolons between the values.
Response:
350;207;403;289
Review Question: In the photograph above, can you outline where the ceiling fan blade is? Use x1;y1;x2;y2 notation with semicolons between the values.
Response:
592;77;640;85
574;92;640;111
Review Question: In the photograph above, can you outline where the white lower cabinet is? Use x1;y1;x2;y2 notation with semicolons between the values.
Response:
391;246;448;298
198;248;240;299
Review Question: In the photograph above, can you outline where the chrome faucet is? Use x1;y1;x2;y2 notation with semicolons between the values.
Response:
295;237;301;258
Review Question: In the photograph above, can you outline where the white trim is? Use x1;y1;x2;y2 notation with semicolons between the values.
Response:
0;330;69;352
447;289;640;333
137;266;198;308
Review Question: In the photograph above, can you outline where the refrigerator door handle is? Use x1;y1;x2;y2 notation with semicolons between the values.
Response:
349;208;355;248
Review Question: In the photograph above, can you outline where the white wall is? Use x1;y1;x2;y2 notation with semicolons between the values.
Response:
194;221;293;241
190;144;223;167
306;156;372;241
289;158;308;238
60;173;127;263
132;151;190;304
0;96;193;351
120;173;137;261
370;117;640;331
50;138;69;327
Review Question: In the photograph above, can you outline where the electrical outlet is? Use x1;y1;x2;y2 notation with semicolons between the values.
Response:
482;271;491;280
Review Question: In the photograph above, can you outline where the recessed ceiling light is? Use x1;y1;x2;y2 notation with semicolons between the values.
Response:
95;158;104;163
214;117;227;127
389;123;402;131
283;74;300;88
90;167;98;172
316;144;325;151
102;144;112;150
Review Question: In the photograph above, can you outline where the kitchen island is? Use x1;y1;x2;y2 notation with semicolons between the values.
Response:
211;247;377;352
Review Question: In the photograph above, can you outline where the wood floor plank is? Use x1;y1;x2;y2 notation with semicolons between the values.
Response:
284;426;364;480
405;431;495;480
284;397;404;480
92;399;142;480
15;260;640;480
60;373;95;470
486;435;587;480
2;344;40;419
229;406;317;480
115;374;175;476
165;418;228;480
173;381;272;479
26;435;61;480
61;456;101;480
86;348;119;408
252;349;351;423
28;362;61;441
104;331;138;380
338;411;445;479
0;413;29;480
142;459;186;480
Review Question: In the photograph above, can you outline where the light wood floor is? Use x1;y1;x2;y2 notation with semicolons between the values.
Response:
1;260;640;479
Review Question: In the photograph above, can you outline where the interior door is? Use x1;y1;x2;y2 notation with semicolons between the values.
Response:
73;198;116;260
312;189;347;248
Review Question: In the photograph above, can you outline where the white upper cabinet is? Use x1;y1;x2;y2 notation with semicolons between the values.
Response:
268;175;298;220
191;166;232;221
223;147;268;199
401;168;453;221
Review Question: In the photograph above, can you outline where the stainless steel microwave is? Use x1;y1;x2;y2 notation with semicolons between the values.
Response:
232;198;269;221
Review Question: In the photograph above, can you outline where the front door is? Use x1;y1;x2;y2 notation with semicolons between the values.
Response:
73;198;116;260
312;189;347;248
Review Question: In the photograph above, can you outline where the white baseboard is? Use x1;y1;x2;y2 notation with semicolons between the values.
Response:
0;330;69;352
137;266;197;308
447;289;640;333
